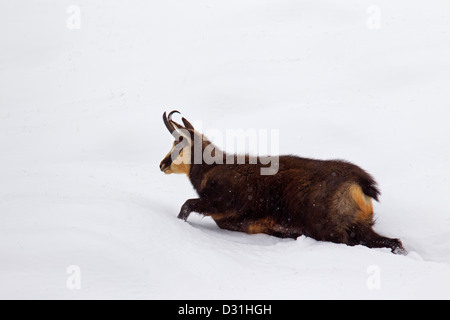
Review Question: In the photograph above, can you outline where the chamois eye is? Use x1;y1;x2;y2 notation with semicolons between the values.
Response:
174;137;185;145
174;137;187;149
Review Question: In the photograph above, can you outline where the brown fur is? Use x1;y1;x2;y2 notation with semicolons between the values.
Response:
160;112;405;254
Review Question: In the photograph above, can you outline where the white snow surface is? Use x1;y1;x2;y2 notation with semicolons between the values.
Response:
1;0;450;299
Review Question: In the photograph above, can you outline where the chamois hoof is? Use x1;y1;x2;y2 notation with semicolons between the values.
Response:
177;210;190;221
391;240;407;255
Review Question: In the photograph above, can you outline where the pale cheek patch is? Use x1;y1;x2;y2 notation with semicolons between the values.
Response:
170;148;191;175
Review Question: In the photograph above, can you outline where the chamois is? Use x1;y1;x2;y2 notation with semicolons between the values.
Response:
159;111;405;254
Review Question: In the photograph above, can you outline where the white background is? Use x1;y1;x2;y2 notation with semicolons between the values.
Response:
1;0;450;299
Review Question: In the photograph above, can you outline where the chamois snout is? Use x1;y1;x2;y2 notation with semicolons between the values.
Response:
159;156;171;173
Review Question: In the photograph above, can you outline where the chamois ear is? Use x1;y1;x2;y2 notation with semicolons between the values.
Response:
182;117;195;131
170;119;193;143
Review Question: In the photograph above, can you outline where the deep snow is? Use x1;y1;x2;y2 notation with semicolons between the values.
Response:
1;0;450;299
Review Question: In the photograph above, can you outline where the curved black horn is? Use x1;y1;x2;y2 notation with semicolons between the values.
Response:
168;110;180;121
163;111;180;137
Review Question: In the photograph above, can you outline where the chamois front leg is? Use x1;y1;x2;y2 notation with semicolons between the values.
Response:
178;198;217;221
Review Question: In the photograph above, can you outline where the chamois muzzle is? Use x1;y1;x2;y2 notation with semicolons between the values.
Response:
159;156;172;173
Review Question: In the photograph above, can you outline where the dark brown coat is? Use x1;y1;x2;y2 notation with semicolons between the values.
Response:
160;111;405;254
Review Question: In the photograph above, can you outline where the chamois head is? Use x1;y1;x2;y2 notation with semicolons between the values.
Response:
159;110;196;175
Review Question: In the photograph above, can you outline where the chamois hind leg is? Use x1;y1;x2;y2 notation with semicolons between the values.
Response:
335;183;406;254
352;225;406;254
